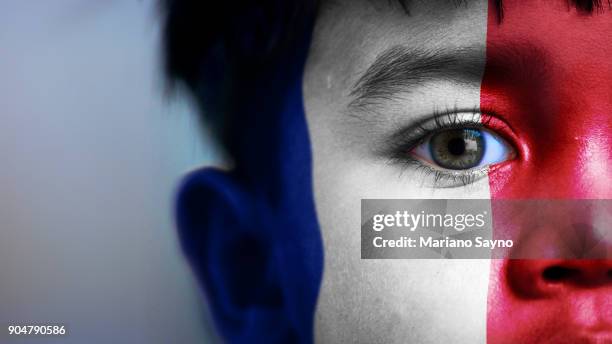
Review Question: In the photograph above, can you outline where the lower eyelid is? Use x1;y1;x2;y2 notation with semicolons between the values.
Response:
425;167;490;188
396;157;491;188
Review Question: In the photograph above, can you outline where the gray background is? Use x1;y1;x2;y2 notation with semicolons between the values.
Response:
0;1;219;343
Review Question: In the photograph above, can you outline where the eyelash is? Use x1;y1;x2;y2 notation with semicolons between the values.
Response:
383;107;512;188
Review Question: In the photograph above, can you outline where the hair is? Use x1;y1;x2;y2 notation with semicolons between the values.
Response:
162;0;318;156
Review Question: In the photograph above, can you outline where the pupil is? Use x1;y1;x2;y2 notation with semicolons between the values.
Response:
447;137;466;156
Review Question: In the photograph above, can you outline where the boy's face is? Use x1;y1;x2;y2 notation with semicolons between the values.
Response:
303;0;612;342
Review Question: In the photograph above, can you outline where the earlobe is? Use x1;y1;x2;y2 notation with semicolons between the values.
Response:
175;167;294;343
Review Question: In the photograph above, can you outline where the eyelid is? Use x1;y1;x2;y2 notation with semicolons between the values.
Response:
402;160;491;188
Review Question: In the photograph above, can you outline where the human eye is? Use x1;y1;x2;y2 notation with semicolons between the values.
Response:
385;109;517;187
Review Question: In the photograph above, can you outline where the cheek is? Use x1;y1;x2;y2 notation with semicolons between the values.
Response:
302;1;493;341
303;67;493;344
483;1;612;342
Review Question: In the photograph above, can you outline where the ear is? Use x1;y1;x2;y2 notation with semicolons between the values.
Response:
175;168;297;343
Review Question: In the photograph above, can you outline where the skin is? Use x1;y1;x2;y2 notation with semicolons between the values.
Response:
303;1;491;342
303;0;612;342
484;1;612;342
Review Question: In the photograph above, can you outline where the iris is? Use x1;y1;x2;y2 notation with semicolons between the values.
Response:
430;128;485;170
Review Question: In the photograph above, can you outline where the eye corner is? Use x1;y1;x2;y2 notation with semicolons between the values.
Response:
486;158;515;175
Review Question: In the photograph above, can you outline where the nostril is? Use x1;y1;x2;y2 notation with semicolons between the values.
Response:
542;266;579;283
506;261;612;299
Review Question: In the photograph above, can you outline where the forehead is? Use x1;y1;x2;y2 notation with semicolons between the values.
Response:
488;1;612;73
308;0;612;103
311;0;488;55
306;0;488;101
310;0;612;61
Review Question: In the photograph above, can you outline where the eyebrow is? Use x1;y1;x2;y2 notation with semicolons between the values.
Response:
349;45;485;109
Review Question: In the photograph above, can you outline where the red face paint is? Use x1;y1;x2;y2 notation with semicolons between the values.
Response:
483;1;612;342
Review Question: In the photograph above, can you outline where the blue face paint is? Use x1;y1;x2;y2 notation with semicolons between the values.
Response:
174;3;323;343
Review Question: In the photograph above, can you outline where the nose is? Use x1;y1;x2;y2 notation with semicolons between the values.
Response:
506;259;612;299
497;200;612;298
495;202;612;338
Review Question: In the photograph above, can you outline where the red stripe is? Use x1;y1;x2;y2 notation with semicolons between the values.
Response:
483;1;612;342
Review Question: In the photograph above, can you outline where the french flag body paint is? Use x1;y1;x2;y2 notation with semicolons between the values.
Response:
179;0;612;342
307;1;492;342
483;1;612;342
253;0;612;341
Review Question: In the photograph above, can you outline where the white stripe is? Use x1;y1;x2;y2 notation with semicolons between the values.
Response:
304;0;490;342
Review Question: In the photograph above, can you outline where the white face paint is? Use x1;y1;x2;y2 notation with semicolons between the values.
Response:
303;1;492;342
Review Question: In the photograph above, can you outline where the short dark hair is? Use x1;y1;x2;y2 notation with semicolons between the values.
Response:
162;0;318;155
